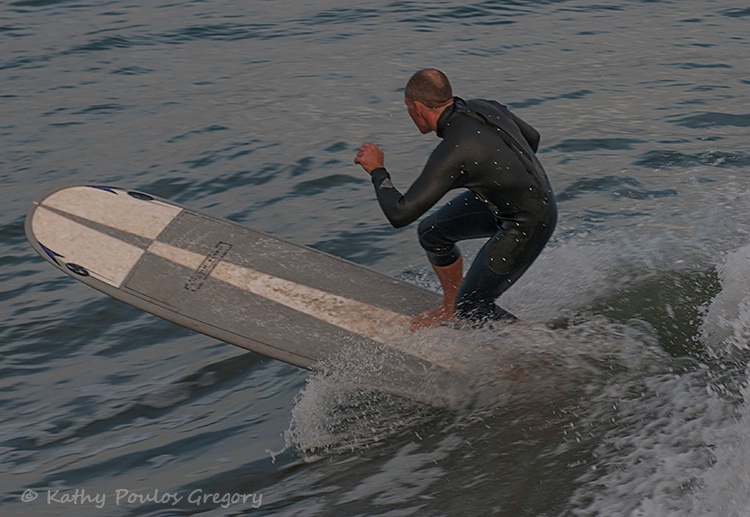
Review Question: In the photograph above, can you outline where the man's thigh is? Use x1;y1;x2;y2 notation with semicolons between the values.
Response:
417;191;498;254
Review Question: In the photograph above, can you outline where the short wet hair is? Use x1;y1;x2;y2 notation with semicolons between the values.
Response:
404;69;453;108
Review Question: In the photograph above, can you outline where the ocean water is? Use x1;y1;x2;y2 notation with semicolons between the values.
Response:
2;0;750;515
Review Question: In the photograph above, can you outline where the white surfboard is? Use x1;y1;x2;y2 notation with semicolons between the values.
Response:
26;185;486;405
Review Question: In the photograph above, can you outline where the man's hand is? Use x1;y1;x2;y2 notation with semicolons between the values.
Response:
354;142;385;174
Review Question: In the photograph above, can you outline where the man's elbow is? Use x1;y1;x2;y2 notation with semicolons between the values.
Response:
386;213;413;229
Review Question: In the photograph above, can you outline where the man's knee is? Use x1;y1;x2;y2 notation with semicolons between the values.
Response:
416;216;434;243
417;216;459;264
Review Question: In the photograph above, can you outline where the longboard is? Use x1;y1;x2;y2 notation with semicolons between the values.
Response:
25;185;478;404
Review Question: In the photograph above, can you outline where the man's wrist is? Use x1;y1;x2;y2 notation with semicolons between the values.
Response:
370;167;388;178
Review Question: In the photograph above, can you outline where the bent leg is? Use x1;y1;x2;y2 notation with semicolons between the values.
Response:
455;246;519;323
412;191;498;330
417;190;498;266
409;256;464;330
456;221;555;324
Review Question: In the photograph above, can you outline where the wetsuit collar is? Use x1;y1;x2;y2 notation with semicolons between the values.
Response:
436;97;463;138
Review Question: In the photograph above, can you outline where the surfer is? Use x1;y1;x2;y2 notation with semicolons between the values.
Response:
355;69;557;330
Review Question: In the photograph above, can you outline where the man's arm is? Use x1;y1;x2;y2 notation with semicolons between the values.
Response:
356;141;461;228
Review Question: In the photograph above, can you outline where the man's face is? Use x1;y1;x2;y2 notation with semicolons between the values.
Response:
405;96;431;134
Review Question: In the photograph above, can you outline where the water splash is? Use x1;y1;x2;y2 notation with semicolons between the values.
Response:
285;314;669;456
700;243;750;362
284;338;448;455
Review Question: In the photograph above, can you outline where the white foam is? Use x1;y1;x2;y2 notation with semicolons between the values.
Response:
700;243;750;360
563;239;750;516
688;379;750;517
565;363;732;517
285;315;668;456
284;342;438;454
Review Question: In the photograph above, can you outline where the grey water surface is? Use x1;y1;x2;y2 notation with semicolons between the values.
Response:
2;0;750;515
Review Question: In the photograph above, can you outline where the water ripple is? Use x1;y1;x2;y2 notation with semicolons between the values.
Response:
512;89;592;109
668;62;732;70
634;149;750;169
161;23;309;43
722;7;750;18
68;34;144;54
291;174;362;196
554;137;645;153
557;175;679;202
302;7;380;26
669;112;750;129
10;0;75;7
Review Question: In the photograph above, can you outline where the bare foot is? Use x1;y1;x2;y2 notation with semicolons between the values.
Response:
410;305;456;331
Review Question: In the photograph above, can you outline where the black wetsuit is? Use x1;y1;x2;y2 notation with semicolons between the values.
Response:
370;97;557;322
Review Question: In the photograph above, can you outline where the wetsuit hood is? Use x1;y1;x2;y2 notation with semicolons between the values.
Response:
435;97;463;139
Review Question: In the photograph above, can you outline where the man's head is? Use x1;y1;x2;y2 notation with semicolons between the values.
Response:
404;69;454;134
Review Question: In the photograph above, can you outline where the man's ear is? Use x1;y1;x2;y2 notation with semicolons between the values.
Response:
412;100;428;117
